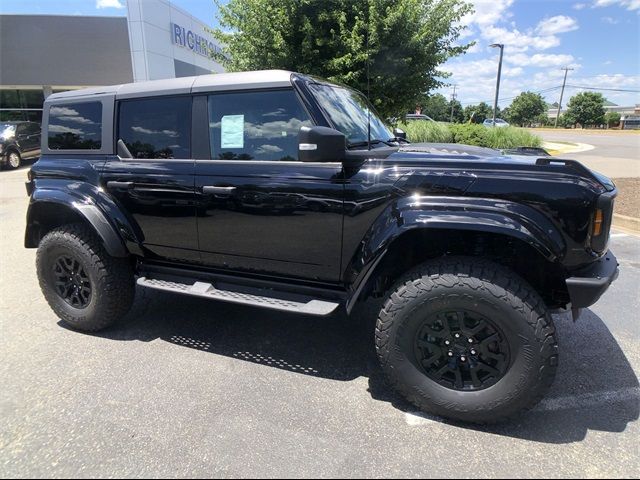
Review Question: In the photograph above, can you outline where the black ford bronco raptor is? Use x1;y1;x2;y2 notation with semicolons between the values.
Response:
26;70;619;423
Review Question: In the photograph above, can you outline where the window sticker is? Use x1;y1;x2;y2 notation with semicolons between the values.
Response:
221;114;244;148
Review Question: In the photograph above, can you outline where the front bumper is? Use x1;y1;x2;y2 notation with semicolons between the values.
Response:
566;250;619;309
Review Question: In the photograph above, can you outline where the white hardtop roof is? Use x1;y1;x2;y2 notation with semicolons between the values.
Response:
46;70;296;101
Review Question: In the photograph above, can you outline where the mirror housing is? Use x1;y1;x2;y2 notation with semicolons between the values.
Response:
393;127;406;140
298;126;346;163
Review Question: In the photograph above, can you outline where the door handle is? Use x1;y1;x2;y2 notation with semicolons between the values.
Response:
202;186;236;195
107;181;134;190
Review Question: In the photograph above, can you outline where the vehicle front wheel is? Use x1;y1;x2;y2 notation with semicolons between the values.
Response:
36;224;135;332
375;257;558;423
6;150;21;169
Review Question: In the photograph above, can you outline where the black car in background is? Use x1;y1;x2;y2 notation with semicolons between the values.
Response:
0;121;41;169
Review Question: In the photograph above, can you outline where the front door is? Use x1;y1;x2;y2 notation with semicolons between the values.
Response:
101;95;198;263
195;89;344;282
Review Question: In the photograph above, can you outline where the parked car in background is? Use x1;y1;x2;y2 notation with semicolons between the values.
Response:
405;113;435;122
483;118;509;128
0;121;41;169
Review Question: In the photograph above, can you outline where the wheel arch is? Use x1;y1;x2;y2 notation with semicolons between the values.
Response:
25;192;128;258
345;200;569;313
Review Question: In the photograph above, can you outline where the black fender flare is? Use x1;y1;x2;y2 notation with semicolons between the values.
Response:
25;186;130;258
344;195;566;313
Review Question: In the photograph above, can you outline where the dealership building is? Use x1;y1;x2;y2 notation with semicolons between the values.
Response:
0;0;224;123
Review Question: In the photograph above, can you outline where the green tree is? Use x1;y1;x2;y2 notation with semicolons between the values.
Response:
448;98;464;123
604;111;621;128
507;91;547;127
463;102;492;123
417;93;450;121
534;112;551;127
566;92;606;127
213;0;473;118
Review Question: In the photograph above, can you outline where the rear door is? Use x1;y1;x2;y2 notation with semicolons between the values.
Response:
100;96;198;263
194;89;345;282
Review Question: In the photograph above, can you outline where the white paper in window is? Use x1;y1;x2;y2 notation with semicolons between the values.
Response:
220;114;244;149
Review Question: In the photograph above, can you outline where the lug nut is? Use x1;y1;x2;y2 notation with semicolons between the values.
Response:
454;333;461;339
468;338;474;343
448;351;454;357
444;340;451;346
470;349;477;355
460;356;466;362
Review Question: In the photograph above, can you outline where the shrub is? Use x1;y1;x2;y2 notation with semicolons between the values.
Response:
398;121;453;143
449;124;489;146
482;126;542;149
399;121;542;149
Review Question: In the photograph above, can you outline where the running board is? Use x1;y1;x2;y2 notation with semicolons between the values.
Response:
137;277;340;316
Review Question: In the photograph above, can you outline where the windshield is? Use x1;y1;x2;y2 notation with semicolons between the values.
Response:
0;124;16;140
308;83;392;146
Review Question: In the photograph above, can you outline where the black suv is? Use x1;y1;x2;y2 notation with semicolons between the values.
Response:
25;70;619;423
1;121;41;169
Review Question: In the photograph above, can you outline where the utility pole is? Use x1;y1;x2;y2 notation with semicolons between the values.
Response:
490;43;504;126
449;85;458;123
554;67;574;128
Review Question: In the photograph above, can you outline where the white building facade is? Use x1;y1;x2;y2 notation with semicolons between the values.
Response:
126;0;224;82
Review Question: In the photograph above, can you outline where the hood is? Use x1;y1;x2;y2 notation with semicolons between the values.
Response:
387;142;613;193
399;142;500;157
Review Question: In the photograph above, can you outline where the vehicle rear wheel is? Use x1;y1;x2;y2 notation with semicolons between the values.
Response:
36;223;135;332
375;256;558;423
6;150;21;169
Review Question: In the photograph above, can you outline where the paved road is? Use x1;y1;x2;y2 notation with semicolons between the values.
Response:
1;167;639;477
531;129;640;178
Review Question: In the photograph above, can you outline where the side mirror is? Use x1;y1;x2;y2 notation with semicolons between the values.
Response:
298;126;346;163
393;127;406;140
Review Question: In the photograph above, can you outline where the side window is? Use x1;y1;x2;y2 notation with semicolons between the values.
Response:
48;102;102;150
118;97;191;159
208;90;312;161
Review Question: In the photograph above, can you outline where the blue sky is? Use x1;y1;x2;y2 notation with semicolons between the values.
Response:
1;0;638;107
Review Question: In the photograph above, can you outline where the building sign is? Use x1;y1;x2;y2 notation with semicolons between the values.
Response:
171;22;220;60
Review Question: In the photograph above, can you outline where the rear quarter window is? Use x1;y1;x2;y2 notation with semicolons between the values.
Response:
48;102;102;150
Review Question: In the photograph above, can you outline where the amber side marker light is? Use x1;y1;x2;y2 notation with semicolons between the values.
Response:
593;209;604;237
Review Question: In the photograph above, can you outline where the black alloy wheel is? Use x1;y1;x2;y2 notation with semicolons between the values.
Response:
52;254;92;308
413;310;510;391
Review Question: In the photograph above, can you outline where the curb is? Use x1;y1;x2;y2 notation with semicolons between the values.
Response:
612;214;640;236
542;141;595;155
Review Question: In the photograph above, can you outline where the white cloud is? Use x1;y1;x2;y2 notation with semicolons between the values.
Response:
506;53;576;68
462;0;515;27
436;0;639;107
593;0;640;11
481;26;561;52
96;0;125;9
535;15;579;35
444;58;526;87
601;16;620;23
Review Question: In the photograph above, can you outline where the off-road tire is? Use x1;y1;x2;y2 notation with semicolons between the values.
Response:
375;256;558;423
36;223;134;332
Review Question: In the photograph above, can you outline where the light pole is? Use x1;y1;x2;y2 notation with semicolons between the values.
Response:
490;43;504;126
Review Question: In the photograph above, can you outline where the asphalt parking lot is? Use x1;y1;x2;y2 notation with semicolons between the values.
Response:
1;166;639;478
531;129;640;178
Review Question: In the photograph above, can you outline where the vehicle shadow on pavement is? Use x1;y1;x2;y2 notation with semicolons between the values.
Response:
74;288;639;444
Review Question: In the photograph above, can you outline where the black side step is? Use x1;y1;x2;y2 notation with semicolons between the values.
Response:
137;277;340;316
